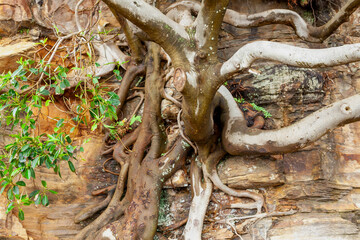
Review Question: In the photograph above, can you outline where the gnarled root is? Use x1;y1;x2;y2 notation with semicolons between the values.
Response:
74;160;129;240
74;188;115;223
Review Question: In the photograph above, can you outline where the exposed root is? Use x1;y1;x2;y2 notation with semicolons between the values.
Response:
160;217;188;232
102;127;139;157
217;210;297;237
102;157;119;176
177;109;197;155
127;90;145;120
205;167;264;214
183;162;212;240
74;161;129;239
91;185;116;196
162;90;182;108
74;188;115;223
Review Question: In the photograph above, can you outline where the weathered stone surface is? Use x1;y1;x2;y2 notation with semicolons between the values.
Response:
268;213;360;240
0;0;32;35
0;41;35;72
241;64;325;105
218;156;285;189
282;150;322;182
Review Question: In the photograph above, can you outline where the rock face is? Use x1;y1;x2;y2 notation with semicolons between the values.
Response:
1;0;360;239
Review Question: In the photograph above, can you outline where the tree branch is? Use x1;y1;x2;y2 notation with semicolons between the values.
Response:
217;86;360;155
102;0;191;66
169;0;360;42
220;41;360;79
309;0;360;40
224;0;360;42
194;0;229;62
223;8;317;42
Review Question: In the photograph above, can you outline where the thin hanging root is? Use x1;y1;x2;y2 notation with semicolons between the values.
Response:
218;210;297;236
177;110;197;155
162;90;182;108
204;166;264;214
102;157;120;176
127;91;145;120
102;128;140;156
74;189;115;223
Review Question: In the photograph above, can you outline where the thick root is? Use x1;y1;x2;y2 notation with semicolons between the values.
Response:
183;163;213;240
74;189;114;223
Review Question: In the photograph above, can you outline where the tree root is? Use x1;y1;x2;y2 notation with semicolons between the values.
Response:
102;157;119;176
206;168;264;214
160;217;188;232
74;188;115;223
183;161;213;240
91;185;116;196
74;161;129;239
217;210;297;237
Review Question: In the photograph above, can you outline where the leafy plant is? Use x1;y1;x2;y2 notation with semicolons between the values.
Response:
0;58;90;220
234;97;272;118
250;103;272;118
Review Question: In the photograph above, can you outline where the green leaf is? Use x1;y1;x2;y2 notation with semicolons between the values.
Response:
53;24;59;34
56;119;64;128
60;81;67;89
21;144;30;152
79;146;84;152
40;89;50;96
29;190;40;198
42;195;49;206
68;161;75;172
18;209;24;220
31;157;40;169
45;100;51;106
55;85;63;94
41;180;47;188
6;202;14;213
13;186;19;195
0;185;7;195
63;79;70;87
91;124;97;131
35;195;41;205
8;188;14;200
16;181;26;186
24;168;31;179
130;115;142;125
21;85;29;90
48;189;58;194
66;145;74;153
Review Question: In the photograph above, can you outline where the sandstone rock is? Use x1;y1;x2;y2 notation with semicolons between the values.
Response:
218;156;285;189
268;213;360;240
0;0;32;35
0;41;35;73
